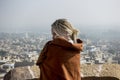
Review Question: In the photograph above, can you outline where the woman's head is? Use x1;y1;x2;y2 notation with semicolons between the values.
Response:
51;19;79;43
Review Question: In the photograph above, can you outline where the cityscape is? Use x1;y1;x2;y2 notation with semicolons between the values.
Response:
0;0;120;79
0;32;120;79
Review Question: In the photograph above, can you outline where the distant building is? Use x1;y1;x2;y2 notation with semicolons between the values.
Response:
14;61;34;67
1;63;14;72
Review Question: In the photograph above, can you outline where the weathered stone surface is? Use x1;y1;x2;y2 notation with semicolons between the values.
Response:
4;64;120;80
4;65;39;80
81;64;120;79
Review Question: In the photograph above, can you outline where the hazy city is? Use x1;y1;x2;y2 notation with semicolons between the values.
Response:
0;29;120;79
1;0;120;80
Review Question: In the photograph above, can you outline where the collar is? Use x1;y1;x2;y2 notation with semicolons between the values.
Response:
50;37;83;51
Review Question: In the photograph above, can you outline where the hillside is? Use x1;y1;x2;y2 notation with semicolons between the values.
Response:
81;64;120;79
3;64;120;80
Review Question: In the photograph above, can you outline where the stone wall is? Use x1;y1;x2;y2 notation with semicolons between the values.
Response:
4;64;120;80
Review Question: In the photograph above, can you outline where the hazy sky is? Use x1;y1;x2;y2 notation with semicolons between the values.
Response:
0;0;120;32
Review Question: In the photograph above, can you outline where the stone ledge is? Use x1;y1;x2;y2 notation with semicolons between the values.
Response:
26;77;120;80
3;64;120;80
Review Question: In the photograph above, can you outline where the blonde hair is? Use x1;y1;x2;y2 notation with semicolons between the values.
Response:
51;19;79;43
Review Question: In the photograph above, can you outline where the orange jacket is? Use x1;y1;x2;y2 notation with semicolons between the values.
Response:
36;37;83;80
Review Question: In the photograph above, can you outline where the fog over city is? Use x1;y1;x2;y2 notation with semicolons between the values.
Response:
0;0;120;33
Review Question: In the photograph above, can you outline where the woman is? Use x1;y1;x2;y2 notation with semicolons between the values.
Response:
36;19;83;80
